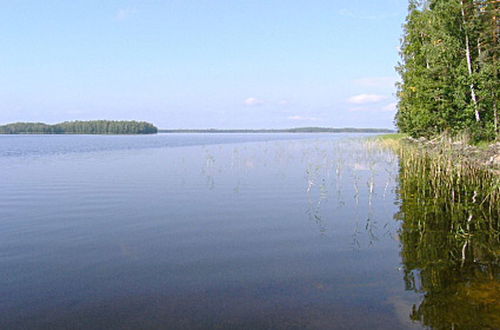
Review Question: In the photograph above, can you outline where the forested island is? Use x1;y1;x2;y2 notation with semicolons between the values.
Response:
160;127;394;133
0;120;158;135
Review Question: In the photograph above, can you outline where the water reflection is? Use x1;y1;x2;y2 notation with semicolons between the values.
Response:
395;149;500;328
194;138;400;244
0;134;421;329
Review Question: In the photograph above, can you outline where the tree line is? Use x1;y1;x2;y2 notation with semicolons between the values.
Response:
396;0;498;141
0;120;158;134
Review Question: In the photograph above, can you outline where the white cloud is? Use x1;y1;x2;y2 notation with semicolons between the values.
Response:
277;99;290;106
243;97;264;106
288;115;319;121
115;8;135;21
347;94;387;104
353;77;397;88
382;102;397;112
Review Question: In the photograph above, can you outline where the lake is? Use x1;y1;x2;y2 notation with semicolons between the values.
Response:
0;134;497;329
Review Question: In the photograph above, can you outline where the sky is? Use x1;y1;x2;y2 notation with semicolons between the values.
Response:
0;0;407;129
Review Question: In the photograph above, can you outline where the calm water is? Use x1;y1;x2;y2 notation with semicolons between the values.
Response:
0;133;493;329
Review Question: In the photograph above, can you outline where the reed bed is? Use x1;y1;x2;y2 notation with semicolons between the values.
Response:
378;136;500;218
377;136;500;329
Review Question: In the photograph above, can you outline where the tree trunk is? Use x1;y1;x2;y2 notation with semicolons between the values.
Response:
494;98;498;135
461;0;481;122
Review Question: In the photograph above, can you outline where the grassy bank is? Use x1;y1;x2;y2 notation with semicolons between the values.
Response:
374;133;407;141
378;133;500;170
376;132;499;219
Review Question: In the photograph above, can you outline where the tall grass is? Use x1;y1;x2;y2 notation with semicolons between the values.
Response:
378;136;500;217
377;135;500;329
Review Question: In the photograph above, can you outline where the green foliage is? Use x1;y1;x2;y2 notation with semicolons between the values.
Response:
396;0;499;140
0;120;158;135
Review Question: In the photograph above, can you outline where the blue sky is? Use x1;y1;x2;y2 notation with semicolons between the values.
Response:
0;0;407;129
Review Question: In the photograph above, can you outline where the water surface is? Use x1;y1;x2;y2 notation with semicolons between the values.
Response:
0;133;431;329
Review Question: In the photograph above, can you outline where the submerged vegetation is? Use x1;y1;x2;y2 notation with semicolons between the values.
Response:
396;0;499;141
0;120;158;135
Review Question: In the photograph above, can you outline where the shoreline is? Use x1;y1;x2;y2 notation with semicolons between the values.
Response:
376;133;500;173
159;128;394;134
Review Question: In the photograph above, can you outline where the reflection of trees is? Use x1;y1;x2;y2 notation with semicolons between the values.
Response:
395;153;500;329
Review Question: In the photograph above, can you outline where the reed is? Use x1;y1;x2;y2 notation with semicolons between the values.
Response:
377;135;500;329
378;135;500;217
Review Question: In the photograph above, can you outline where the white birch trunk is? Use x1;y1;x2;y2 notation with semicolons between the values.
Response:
461;0;481;122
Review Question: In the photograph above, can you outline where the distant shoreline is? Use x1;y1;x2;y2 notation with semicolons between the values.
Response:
159;128;395;134
0;122;395;135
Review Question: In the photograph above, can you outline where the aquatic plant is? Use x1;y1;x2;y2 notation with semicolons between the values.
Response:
385;137;500;329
